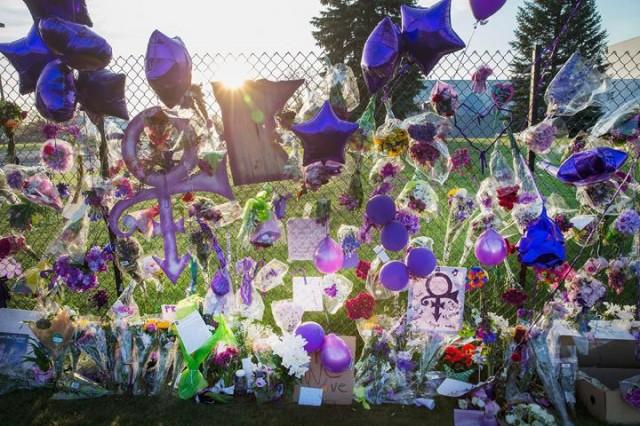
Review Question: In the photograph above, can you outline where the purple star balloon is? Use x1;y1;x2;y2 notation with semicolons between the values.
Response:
35;59;77;122
361;16;402;95
557;147;628;186
291;100;358;166
39;17;112;71
76;69;129;120
0;25;55;95
145;30;192;108
23;0;93;27
400;0;465;77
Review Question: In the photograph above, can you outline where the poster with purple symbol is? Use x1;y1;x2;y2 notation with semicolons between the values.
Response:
408;266;467;334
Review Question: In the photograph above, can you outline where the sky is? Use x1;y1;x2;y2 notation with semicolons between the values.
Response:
1;0;639;56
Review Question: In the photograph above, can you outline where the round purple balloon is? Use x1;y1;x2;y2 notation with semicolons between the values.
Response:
0;25;55;95
35;59;77;122
469;0;506;22
76;69;129;120
361;16;402;94
314;237;344;274
379;260;410;291
474;228;508;266
295;322;325;353
405;247;437;277
366;194;396;226
145;30;192;108
380;220;409;252
39;17;112;71
320;334;352;374
400;1;465;77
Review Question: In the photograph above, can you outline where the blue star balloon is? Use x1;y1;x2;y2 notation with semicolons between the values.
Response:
39;17;112;71
518;207;565;269
23;0;93;27
291;100;358;166
361;16;402;95
35;60;77;122
557;147;628;186
76;69;129;120
0;25;55;95
400;0;465;77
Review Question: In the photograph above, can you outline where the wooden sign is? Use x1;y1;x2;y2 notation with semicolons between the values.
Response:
212;79;304;185
294;336;356;405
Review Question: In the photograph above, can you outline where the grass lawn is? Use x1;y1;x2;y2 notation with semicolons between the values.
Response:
0;389;607;426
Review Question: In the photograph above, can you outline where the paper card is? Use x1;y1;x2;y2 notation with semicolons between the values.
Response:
293;277;324;312
436;378;480;397
294;336;356;405
408;266;467;334
298;386;323;406
373;245;390;263
590;320;635;340
161;304;177;322
0;309;42;368
174;311;212;354
287;218;327;261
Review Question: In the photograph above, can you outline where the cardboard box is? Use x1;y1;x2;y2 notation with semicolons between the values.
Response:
577;367;640;425
293;336;356;405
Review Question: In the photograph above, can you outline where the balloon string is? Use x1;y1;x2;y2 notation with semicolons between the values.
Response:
452;23;478;80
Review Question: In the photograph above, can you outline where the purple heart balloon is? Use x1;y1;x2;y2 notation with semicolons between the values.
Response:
0;25;55;95
361;16;402;95
39;17;112;71
320;334;352;373
295;321;325;353
291;101;358;166
23;0;93;27
400;0;465;77
76;69;129;120
35;59;77;122
469;0;506;22
145;30;192;108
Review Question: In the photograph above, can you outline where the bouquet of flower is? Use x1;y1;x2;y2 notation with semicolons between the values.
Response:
520;119;556;155
29;308;77;377
205;342;240;392
84;177;114;221
40;139;75;173
566;272;606;309
429;81;459;117
0;99;27;137
50;245;112;293
505;403;558;426
442;188;476;264
373;102;410;157
620;374;640;409
74;319;111;385
396;178;439;220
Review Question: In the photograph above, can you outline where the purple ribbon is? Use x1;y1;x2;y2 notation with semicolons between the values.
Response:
236;257;256;305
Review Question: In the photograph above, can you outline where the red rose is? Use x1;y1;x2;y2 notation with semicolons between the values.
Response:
496;185;519;211
344;292;375;320
511;351;522;363
182;192;195;203
42;144;55;155
356;260;371;280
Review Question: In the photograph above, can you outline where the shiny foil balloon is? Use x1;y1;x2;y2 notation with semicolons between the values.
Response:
320;334;352;374
76;69;129;120
313;237;344;274
361;16;402;94
39;17;112;71
35;60;77;122
145;30;192;108
557;147;628;186
474;228;508;266
291;101;358;166
0;25;55;94
469;0;506;22
24;0;93;27
518;208;565;269
400;0;465;77
295;321;325;353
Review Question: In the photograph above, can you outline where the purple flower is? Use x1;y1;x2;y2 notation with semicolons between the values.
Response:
85;246;108;273
56;183;70;199
65;125;81;139
394;209;420;235
407;123;436;144
624;388;640;408
396;355;416;372
324;284;338;298
272;194;290;220
451;149;471;173
6;170;23;189
42;123;61;139
339;193;360;211
91;289;109;309
379;162;400;179
615;209;640;235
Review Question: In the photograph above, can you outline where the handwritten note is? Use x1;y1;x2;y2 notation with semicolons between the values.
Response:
293;277;324;312
174;311;211;354
161;304;177;321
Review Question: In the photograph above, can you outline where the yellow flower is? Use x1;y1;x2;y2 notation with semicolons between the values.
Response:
447;188;460;198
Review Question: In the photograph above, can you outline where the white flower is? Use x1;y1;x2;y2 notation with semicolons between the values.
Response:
488;312;509;330
505;414;516;424
271;334;310;379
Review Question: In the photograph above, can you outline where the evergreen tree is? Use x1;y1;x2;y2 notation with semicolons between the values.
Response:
311;0;422;119
510;0;608;133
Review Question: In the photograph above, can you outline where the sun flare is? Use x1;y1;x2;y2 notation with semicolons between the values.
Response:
215;59;253;89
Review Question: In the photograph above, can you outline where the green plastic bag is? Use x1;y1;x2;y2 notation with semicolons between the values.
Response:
177;315;236;399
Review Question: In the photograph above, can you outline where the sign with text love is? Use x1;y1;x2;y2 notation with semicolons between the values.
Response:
408;266;467;334
293;336;356;405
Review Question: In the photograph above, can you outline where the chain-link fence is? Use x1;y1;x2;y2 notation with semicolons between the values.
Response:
1;49;639;338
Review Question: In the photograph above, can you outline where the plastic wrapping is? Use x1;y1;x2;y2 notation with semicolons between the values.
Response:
324;63;360;117
45;201;90;260
28;308;76;377
108;282;139;393
396;178;439;221
373;102;410;157
545;52;608;117
320;273;353;314
349;96;377;152
620;374;640;409
576;180;631;214
369;156;404;188
591;97;640;145
254;259;289;293
520;119;557;155
442;188;477;264
270;299;304;334
404;112;451;185
3;164;63;211
511;145;543;233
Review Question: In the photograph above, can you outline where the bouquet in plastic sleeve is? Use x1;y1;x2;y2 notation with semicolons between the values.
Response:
545;51;608;117
74;318;111;385
45;202;90;260
620;374;640;409
373;101;410;157
51;372;111;400
29;307;76;378
369;156;404;190
404;112;451;185
591;97;640;147
442;188;477;264
4;164;63;211
396;178;438;220
429;81;459;117
108;282;140;393
349;95;376;152
510;133;543;232
323;63;360;118
142;319;178;396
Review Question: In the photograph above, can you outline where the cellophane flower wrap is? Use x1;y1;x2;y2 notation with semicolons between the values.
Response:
397;178;439;220
620;374;640;409
373;101;410;157
442;188;477;264
108;282;140;393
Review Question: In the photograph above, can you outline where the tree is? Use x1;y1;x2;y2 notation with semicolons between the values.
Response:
310;0;422;119
510;0;608;133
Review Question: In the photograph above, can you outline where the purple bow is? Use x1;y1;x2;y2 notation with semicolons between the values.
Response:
236;257;256;305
